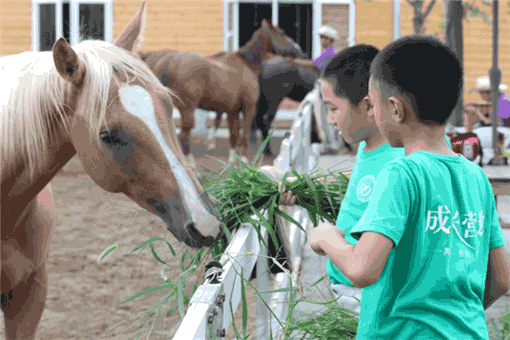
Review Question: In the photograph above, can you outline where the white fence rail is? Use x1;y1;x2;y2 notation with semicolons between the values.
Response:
173;98;320;340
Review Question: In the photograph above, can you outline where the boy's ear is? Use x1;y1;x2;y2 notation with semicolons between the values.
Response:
361;96;374;118
388;96;408;124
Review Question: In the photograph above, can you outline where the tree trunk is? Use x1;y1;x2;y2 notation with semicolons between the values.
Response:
408;0;437;34
445;0;464;127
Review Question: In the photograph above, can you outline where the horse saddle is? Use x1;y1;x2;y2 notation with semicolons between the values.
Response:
447;132;482;163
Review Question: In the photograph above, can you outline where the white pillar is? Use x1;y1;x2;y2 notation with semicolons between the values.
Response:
393;0;400;41
105;1;113;43
233;1;239;51
56;0;63;41
70;0;79;45
223;0;230;51
312;2;322;59
349;0;356;46
272;0;278;26
31;1;38;51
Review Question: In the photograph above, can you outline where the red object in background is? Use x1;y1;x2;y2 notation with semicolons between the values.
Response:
448;132;483;166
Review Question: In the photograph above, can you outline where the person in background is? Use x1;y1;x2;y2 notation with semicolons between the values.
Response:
464;76;510;131
286;26;354;155
464;76;510;165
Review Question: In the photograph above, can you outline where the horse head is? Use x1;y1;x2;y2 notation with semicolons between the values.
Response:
278;36;307;59
51;2;223;249
258;19;302;59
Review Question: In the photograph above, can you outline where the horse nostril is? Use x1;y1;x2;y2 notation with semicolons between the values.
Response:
186;222;216;248
186;221;197;235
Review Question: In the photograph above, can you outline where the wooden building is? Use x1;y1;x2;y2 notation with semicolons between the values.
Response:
0;0;508;103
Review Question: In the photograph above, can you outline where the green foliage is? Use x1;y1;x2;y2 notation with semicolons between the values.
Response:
284;305;358;340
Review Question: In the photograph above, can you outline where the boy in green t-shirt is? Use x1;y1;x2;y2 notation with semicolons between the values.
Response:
306;36;510;339
280;43;452;316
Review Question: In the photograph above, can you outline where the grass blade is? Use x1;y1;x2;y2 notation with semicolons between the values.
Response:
149;242;167;265
251;128;275;168
98;244;118;263
120;283;174;304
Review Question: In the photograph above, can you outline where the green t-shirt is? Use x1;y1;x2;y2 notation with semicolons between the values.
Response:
327;135;453;287
349;151;506;340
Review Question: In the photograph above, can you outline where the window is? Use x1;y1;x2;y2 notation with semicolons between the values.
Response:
32;0;113;52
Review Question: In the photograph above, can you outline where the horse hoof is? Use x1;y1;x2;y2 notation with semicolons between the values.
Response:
241;156;249;165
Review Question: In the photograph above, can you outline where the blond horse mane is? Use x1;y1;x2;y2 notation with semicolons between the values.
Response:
0;39;176;180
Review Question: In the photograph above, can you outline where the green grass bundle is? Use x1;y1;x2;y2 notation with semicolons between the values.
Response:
201;131;350;257
205;165;348;227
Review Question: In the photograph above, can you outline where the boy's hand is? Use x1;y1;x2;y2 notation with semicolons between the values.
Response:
310;224;346;256
278;181;297;206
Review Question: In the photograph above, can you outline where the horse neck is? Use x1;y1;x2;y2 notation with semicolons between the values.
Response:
237;34;272;73
2;114;76;221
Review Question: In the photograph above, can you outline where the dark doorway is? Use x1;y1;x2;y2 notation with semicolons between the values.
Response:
238;3;272;48
278;4;313;59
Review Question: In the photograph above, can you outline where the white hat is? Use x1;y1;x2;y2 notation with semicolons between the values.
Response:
317;26;338;41
469;76;508;93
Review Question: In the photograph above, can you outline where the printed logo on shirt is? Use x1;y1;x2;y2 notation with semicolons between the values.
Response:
425;205;484;253
357;175;376;202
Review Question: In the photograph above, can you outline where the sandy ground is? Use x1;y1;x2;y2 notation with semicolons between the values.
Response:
1;136;283;340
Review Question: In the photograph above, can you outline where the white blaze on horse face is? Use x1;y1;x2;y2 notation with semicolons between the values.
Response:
118;84;219;236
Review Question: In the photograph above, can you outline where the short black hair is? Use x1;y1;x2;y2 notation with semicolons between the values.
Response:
321;44;380;107
370;35;463;126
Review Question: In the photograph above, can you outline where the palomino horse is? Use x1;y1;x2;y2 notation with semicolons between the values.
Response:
0;3;222;339
139;19;299;165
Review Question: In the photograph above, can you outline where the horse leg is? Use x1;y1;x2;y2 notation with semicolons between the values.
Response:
2;186;54;340
247;112;259;145
2;265;47;340
207;111;223;151
260;100;281;158
180;109;197;171
239;107;254;165
227;111;242;165
249;94;271;147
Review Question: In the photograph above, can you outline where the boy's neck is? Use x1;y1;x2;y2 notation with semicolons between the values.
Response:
403;126;457;157
363;131;387;152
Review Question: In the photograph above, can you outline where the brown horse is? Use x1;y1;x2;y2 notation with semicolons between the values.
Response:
139;19;297;165
0;3;222;339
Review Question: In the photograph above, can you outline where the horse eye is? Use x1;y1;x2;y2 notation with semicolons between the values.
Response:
99;130;122;145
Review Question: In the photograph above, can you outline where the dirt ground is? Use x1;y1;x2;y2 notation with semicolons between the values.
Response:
1;136;284;340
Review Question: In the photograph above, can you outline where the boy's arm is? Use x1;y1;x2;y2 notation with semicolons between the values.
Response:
320;231;393;288
484;246;510;310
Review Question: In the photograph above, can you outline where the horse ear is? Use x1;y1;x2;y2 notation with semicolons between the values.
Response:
52;37;86;87
114;1;147;53
261;18;270;28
